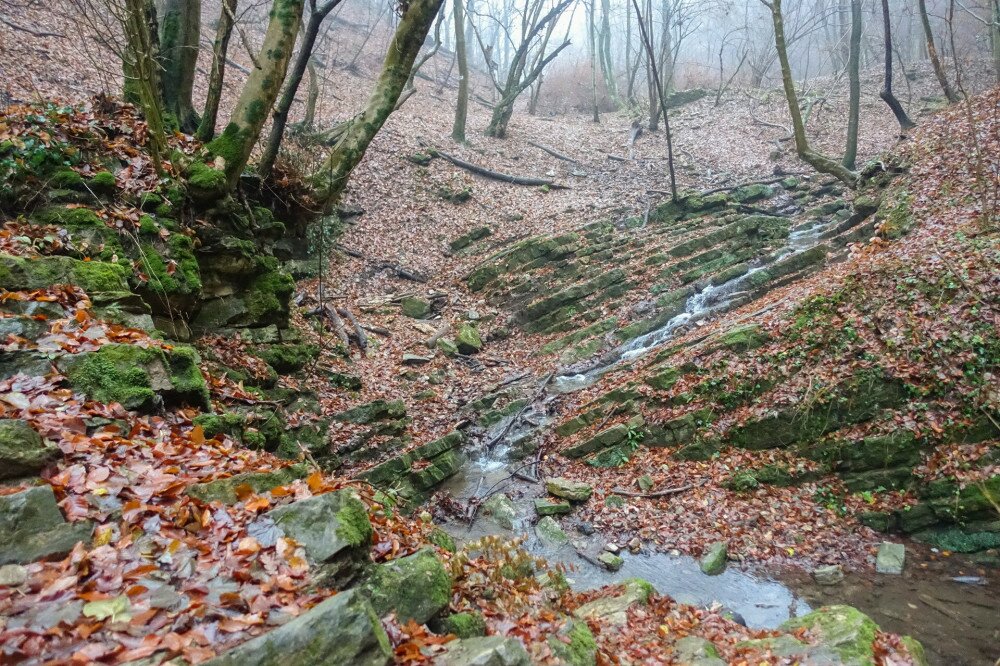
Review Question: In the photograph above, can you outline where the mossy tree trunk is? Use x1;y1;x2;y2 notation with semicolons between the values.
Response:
314;0;445;209
917;0;959;103
122;0;168;174
196;0;237;142
763;0;858;188
484;0;573;138
452;0;469;142
258;0;344;180
842;0;861;170
207;0;305;190
878;0;916;131
158;0;201;132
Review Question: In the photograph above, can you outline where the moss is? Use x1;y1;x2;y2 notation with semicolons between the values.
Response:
89;171;116;194
364;548;451;624
334;494;375;548
246;269;295;325
779;605;878;665
49;169;85;190
258;343;319;374
138;235;202;303
0;254;129;295
167;345;210;408
64;345;159;411
548;619;597;666
449;226;492;251
35;206;105;228
193;412;246;439
186;161;228;204
439;612;486;638
878;190;914;240
427;527;456;553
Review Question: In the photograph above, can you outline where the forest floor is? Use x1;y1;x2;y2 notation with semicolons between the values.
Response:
1;2;999;664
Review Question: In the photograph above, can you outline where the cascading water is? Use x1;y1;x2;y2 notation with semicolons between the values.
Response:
551;217;837;394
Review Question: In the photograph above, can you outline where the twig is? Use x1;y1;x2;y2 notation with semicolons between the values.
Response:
527;140;578;163
432;149;569;189
0;17;65;37
484;372;554;453
336;307;367;351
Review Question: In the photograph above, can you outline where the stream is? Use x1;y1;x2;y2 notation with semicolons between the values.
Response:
439;214;1000;664
550;218;839;395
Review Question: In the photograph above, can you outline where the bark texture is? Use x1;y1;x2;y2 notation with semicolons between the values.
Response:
917;0;959;103
207;0;305;190
158;0;201;132
452;0;469;142
314;0;445;208
842;0;861;170
879;0;916;131
765;0;857;188
196;0;237;142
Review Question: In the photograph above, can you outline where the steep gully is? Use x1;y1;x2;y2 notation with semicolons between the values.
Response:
437;216;1000;664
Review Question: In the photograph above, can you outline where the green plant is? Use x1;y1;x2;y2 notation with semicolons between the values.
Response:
813;485;848;516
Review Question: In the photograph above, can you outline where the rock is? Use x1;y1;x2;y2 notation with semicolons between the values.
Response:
597;552;624;572
361;548;451;624
402;353;433;365
778;605;887;665
547;619;597;666
875;542;905;574
437;338;460;356
266;489;372;582
699;542;728;576
672;636;725;665
0;253;129;296
0;563;28;587
0;419;59;480
187;464;309;505
334;399;407;424
576;522;595;536
400;297;432;319
438;611;488;639
627;537;641;554
534;498;571;516
449;226;492;252
637;474;654;492
482;494;517;530
0;485;93;565
812;564;845;586
456;324;483;354
536;516;569;547
203;589;392;666
545;477;593;502
574;578;654;626
437;635;530;666
357;431;465;509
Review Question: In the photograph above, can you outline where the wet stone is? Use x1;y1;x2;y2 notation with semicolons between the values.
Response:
597;552;624;572
699;542;728;576
437;635;530;666
536;516;569;547
534;498;572;516
545;477;593;502
482;494;517;530
876;542;905;574
812;564;844;586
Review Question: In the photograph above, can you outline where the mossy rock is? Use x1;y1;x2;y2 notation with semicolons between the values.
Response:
335;399;406;424
88;171;117;195
877;190;914;240
733;183;774;203
361;548;451;624
400;297;432;319
455;324;482;354
548;619;597;666
0;254;129;295
711;324;770;352
778;605;883;666
49;169;85;190
59;343;209;412
0;419;60;480
187;464;310;504
258;343;320;374
438;611;487;638
449;226;491;252
245;268;295;327
186;162;229;205
0;485;94;565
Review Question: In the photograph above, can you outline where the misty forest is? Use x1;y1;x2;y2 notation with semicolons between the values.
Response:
0;0;998;662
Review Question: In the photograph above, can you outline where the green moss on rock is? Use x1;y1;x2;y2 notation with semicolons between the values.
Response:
0;254;129;295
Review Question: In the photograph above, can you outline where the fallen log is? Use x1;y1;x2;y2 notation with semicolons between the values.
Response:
336;307;368;352
432;150;568;189
527;140;578;163
361;323;391;337
610;480;704;498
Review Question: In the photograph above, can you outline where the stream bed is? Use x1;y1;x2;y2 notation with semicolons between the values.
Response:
441;455;1000;665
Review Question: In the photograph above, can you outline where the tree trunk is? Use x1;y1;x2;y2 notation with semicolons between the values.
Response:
843;0;861;170
917;0;959;103
196;0;237;142
631;0;676;201
123;0;168;172
452;0;468;141
158;0;201;132
588;0;600;123
879;0;916;131
992;0;1000;84
599;0;617;106
259;1;344;180
303;56;319;128
315;0;445;208
765;0;857;187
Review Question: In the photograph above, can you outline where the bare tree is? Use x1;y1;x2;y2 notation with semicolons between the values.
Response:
475;0;573;138
631;0;678;201
879;0;916;131
918;0;960;102
259;0;346;179
843;0;861;169
762;0;857;186
196;0;237;141
158;0;201;131
206;0;306;189
453;0;470;141
314;0;445;207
